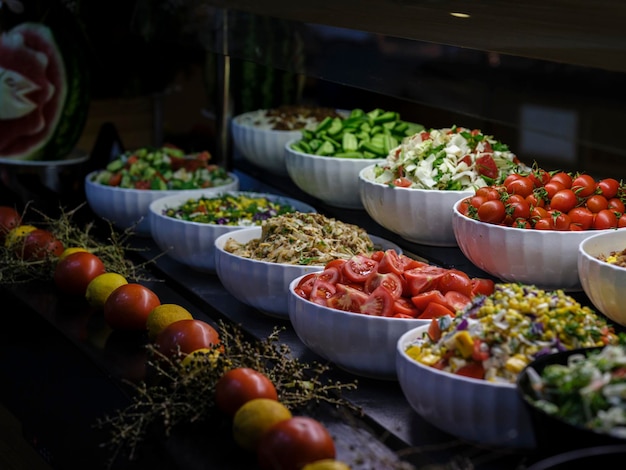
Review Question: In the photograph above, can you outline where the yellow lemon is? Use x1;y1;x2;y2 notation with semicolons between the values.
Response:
4;224;37;248
232;398;292;451
146;303;193;340
59;246;88;260
85;272;128;309
302;460;352;470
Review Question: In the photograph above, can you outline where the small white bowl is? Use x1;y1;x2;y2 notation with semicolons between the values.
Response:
288;273;426;380
359;164;474;246
285;140;385;209
452;198;599;291
231;112;302;176
149;191;315;273
396;324;536;448
216;229;402;319
578;229;626;326
85;171;239;236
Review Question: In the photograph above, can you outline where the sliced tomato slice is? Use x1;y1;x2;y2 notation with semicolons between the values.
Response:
309;279;336;305
324;258;347;272
326;284;369;313
393;297;420;318
360;286;394;317
399;255;428;271
364;272;404;299
410;290;448;311
475;153;498;180
437;269;473;298
342;254;379;283
417;302;455;320
403;265;447;296
317;266;341;284
444;290;471;313
471;278;495;297
377;249;405;277
370;250;385;262
295;273;318;298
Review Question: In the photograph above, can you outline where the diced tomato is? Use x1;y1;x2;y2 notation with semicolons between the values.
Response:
403;265;447;296
410;290;448;311
364;272;404;299
392;177;412;187
455;362;485;380
342;254;379;283
360;286;394;317
427;317;443;342
393;298;420;318
108;173;122;186
377;249;405;277
471;278;495;297
472;339;490;362
444;290;471;313
417;302;454;320
475;154;498;179
326;284;369;313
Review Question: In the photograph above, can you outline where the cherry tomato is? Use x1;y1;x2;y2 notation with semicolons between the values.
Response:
505;176;534;198
530;206;549;223
543;181;565;200
593;209;618;229
360;286;394;316
619;215;626;228
586;194;609;213
437;269;473;298
342;254;378;283
54;251;106;296
215;368;278;416
469;195;488;210
608;198;626;214
549;189;577;213
528;168;551;187
512;218;531;229
597;178;620;199
17;228;64;260
477;199;506;224
506;200;531;222
475;186;500;201
156;319;220;357
0;206;21;242
551;212;572;231
257;416;336;470
568;207;594;230
534;217;554;230
104;283;161;331
549;171;573;189
571;174;597;197
525;192;545;209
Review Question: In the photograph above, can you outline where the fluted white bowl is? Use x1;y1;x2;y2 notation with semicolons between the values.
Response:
288;272;425;380
85;171;239;236
578;229;626;326
216;229;402;320
396;324;536;448
149;191;315;273
231;112;302;176
359;164;474;246
452;198;600;291
285;140;385;209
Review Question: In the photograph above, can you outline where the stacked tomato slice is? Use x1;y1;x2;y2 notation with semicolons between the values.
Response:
294;250;494;318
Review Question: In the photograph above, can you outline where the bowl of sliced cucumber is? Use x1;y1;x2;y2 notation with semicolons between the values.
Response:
284;108;424;209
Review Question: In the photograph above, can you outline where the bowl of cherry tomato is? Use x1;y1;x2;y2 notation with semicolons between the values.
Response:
452;170;626;291
287;250;495;380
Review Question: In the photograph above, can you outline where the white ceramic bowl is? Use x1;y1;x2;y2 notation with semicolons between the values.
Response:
396;324;536;448
452;198;599;291
359;164;474;246
215;229;402;319
285;140;385;209
578;229;626;326
85;171;239;236
231;112;302;176
148;191;315;273
287;273;427;380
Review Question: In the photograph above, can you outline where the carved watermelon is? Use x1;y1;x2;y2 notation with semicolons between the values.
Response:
0;11;89;161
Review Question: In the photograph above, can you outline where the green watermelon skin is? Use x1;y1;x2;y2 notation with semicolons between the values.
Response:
0;2;90;161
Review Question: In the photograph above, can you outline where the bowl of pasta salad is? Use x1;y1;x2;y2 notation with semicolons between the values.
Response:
214;212;401;319
359;126;525;246
396;283;621;448
149;191;315;272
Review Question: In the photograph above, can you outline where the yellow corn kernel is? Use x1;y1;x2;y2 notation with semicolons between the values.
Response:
418;353;441;366
453;331;474;358
505;354;528;373
405;345;421;360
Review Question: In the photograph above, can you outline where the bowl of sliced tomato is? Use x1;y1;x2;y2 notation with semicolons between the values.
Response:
287;250;496;380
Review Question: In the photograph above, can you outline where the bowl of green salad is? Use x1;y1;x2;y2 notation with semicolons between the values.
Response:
149;191;316;273
85;146;238;235
517;344;626;454
359;126;526;246
285;108;424;209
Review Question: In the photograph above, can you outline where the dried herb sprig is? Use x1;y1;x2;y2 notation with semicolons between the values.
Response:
96;321;359;467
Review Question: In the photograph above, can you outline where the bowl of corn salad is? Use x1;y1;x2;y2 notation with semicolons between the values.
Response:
396;283;621;448
148;191;316;272
578;229;626;326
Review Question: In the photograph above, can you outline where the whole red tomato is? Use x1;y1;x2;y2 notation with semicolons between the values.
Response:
0;206;21;242
215;367;278;416
257;416;336;470
54;251;106;296
17;228;64;260
156;319;220;357
104;283;161;331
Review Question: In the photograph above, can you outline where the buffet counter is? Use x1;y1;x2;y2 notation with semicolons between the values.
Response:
0;164;603;470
